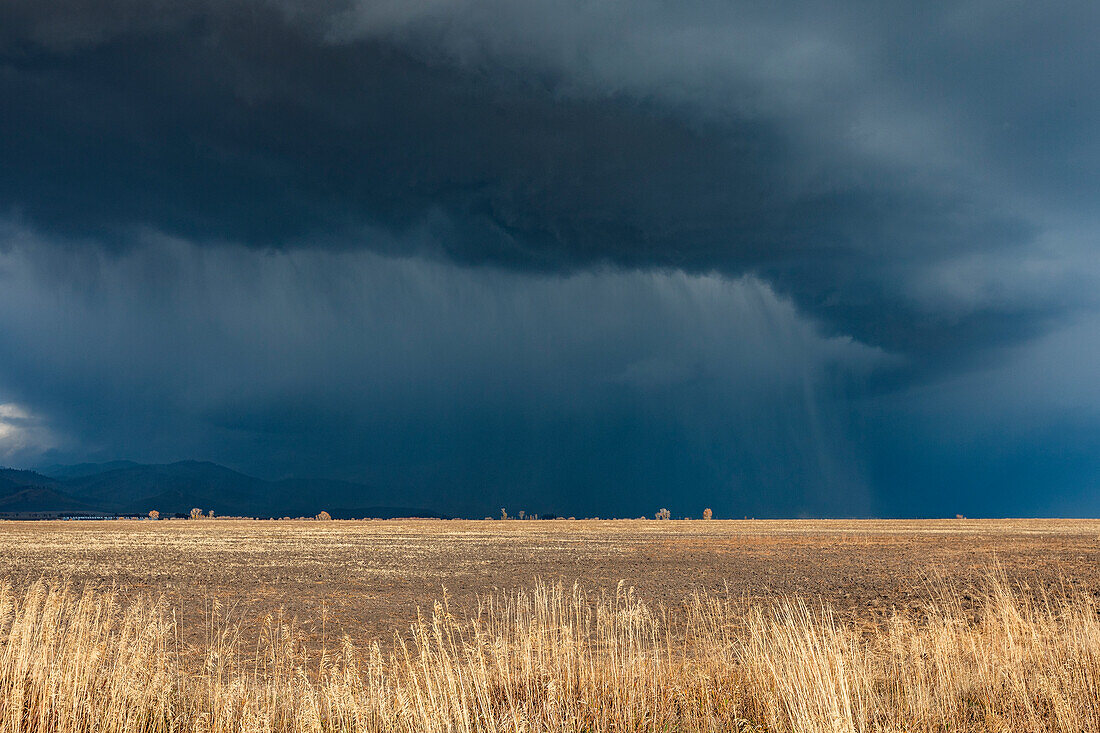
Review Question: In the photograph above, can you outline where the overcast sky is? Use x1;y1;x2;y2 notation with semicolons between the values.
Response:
2;0;1099;517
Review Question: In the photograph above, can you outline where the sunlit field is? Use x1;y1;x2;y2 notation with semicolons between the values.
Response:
5;574;1100;732
2;519;1099;731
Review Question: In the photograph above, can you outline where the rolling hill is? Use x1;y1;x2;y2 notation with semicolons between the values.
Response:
0;476;95;514
0;462;445;519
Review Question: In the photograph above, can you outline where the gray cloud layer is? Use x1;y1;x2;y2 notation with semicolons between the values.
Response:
1;0;1099;515
0;223;883;516
6;0;1094;351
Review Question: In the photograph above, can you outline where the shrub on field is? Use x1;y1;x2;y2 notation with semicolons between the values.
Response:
316;510;332;521
148;510;159;520
703;507;712;520
189;507;203;520
655;508;671;520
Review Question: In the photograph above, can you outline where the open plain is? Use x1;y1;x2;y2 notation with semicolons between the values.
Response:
3;518;1100;731
1;518;1097;647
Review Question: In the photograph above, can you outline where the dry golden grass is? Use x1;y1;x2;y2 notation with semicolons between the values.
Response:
2;573;1099;732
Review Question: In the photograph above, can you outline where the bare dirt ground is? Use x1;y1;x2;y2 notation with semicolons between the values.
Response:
1;518;1097;647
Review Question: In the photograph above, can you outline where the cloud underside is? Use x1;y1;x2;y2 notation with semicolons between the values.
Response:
4;0;1097;357
1;0;1099;514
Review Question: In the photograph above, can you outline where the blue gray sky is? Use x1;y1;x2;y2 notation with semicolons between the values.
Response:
1;0;1099;517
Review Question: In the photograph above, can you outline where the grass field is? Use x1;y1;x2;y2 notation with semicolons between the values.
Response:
2;519;1099;731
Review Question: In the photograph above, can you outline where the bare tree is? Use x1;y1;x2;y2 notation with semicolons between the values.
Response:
501;508;508;520
702;507;712;520
655;508;671;520
316;510;332;521
190;508;203;520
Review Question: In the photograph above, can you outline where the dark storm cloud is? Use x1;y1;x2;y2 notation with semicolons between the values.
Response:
2;0;1100;516
0;227;884;516
3;0;1097;363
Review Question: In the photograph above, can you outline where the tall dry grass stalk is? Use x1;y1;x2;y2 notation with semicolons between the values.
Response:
1;576;1098;732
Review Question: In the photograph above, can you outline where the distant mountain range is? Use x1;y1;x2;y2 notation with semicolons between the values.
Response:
0;461;446;519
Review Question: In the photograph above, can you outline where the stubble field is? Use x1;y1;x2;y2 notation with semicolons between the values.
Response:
3;518;1100;731
1;518;1097;646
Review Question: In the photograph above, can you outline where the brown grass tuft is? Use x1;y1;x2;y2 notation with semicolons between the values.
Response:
1;575;1099;731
